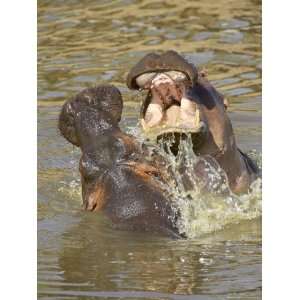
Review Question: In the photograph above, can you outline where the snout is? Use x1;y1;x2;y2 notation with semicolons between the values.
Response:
85;196;98;211
83;182;106;212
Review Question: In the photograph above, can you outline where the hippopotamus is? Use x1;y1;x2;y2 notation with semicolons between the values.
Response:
58;50;258;238
59;85;181;238
126;50;258;194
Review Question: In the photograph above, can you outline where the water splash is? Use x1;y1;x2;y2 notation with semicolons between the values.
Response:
58;179;81;199
60;126;262;238
142;133;262;238
58;148;82;200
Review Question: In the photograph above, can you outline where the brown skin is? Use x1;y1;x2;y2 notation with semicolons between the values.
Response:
59;85;181;238
190;74;258;193
58;52;258;238
127;50;198;89
127;51;259;194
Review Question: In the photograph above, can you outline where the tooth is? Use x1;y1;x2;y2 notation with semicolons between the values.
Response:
180;97;196;123
165;105;180;127
179;97;199;129
144;103;163;127
181;97;196;114
194;109;200;126
136;72;156;88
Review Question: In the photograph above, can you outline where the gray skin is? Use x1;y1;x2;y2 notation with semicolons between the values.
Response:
59;85;182;238
127;50;259;194
58;52;258;238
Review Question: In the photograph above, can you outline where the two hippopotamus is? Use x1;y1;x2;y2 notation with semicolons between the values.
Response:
59;51;258;238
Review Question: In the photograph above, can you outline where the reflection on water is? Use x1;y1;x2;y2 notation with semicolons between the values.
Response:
38;0;261;299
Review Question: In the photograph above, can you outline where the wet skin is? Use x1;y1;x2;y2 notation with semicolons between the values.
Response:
58;51;258;238
59;85;181;238
127;50;259;194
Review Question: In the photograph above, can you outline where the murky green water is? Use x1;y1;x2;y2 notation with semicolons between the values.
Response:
38;0;261;299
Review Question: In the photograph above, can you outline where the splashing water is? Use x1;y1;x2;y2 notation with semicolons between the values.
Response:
58;179;81;199
141;133;262;238
60;126;262;238
58;148;82;201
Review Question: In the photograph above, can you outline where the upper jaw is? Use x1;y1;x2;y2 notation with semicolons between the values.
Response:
126;51;199;90
136;71;204;138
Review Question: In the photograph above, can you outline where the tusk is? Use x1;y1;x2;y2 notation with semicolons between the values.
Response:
143;103;163;128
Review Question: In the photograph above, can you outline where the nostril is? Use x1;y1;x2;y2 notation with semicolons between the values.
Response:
85;200;97;211
91;203;97;211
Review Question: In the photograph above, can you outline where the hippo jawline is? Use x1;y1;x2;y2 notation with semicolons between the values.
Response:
137;71;205;138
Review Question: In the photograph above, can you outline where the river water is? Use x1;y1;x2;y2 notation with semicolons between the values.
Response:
38;0;262;299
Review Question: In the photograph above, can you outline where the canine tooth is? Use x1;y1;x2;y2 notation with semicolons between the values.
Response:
180;97;197;126
165;71;187;81
144;103;163;127
181;97;196;113
165;105;180;127
136;72;156;88
195;109;200;126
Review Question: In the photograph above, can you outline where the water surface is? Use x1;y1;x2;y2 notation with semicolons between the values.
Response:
38;0;262;299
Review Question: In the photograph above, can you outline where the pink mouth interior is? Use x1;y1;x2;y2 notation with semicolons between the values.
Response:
140;73;200;133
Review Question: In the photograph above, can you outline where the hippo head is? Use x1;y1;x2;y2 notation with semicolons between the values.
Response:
126;50;231;156
127;50;203;133
59;85;124;211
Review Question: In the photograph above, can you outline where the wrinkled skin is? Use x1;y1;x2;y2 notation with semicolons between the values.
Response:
127;50;259;194
59;85;181;238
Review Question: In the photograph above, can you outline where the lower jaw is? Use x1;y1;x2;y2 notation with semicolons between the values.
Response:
141;93;203;136
140;114;206;140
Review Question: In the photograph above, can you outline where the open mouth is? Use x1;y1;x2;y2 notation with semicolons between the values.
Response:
136;71;204;138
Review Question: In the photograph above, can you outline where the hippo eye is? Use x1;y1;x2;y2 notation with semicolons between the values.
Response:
164;71;187;82
135;72;157;88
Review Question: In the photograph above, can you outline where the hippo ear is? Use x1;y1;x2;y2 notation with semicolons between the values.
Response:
90;85;123;122
58;85;123;147
198;68;208;78
58;99;81;146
